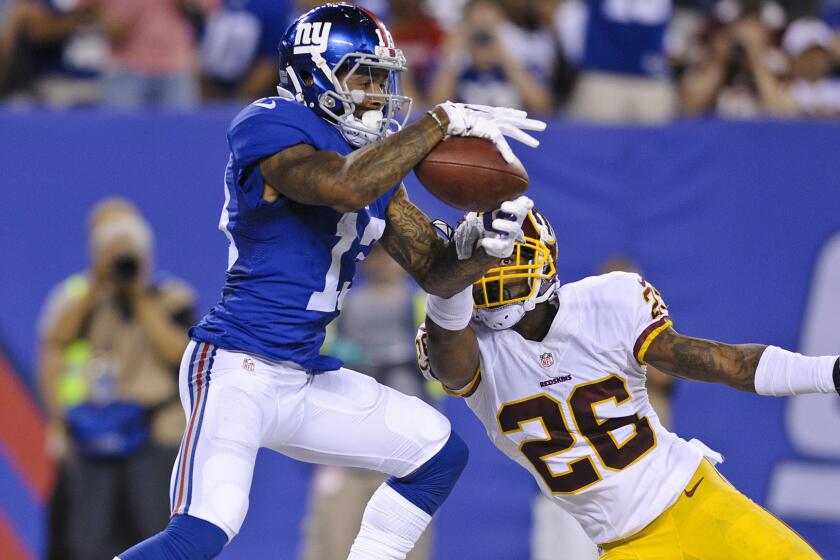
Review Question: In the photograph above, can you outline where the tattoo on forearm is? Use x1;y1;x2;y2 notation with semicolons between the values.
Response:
423;243;499;298
647;330;766;393
380;189;438;277
380;188;498;298
340;115;444;202
261;114;445;210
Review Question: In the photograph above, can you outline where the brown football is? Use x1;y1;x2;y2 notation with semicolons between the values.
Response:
414;137;529;212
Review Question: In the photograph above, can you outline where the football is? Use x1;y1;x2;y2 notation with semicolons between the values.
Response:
414;137;529;212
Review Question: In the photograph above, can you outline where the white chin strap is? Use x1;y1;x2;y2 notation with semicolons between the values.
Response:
336;109;385;147
473;278;559;331
473;301;529;330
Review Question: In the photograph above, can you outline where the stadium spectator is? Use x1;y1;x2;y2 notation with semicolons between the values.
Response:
300;246;434;560
782;17;840;117
498;0;559;109
199;0;291;102
428;0;552;113
680;15;793;117
567;0;677;123
96;0;216;108
537;0;586;106
549;0;587;64
665;2;708;80
37;198;195;559
0;0;103;105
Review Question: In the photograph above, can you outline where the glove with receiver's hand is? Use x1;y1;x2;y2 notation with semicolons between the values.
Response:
454;196;534;260
433;102;546;165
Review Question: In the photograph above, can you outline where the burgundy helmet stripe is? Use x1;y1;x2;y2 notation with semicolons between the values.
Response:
356;5;394;47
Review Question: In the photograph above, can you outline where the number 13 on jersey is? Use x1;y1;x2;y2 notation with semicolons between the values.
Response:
307;210;386;312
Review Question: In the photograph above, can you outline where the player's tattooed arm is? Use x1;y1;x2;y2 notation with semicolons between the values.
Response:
644;327;767;393
259;109;449;213
379;186;498;298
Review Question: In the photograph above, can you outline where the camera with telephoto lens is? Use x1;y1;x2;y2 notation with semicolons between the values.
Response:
113;254;139;282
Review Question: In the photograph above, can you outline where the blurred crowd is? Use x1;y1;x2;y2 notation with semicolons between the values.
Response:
3;0;840;120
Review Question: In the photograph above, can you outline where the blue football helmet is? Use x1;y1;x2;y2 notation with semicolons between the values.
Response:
278;3;412;147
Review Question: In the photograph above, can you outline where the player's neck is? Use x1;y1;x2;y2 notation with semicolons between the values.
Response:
513;300;559;342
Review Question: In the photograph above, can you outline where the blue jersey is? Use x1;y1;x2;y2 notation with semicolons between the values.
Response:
191;97;398;372
581;0;671;78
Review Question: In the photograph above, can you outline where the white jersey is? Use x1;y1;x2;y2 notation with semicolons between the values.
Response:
453;272;711;545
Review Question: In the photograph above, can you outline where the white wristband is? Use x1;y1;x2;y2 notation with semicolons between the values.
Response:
426;287;473;331
754;346;838;396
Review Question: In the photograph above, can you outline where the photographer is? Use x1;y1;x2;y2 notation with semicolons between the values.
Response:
38;198;195;559
428;0;552;113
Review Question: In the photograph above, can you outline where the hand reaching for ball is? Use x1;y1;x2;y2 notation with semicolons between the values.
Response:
416;104;542;213
434;102;546;165
454;196;534;260
415;136;529;212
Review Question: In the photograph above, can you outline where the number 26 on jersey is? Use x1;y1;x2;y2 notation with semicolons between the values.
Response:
497;374;657;494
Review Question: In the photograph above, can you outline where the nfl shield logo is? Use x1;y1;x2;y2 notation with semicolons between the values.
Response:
243;357;255;372
539;352;554;368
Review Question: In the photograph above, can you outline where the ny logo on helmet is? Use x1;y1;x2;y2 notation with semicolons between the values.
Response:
294;22;332;55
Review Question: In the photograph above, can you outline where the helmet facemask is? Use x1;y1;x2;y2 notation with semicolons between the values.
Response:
472;211;559;330
326;49;412;147
282;47;412;148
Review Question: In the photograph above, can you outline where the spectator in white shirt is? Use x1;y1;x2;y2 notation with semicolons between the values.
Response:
783;17;840;117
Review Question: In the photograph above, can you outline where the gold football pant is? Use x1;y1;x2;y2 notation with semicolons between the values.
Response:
601;459;821;559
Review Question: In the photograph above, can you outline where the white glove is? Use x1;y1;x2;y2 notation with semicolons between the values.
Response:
435;102;546;165
454;196;534;259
